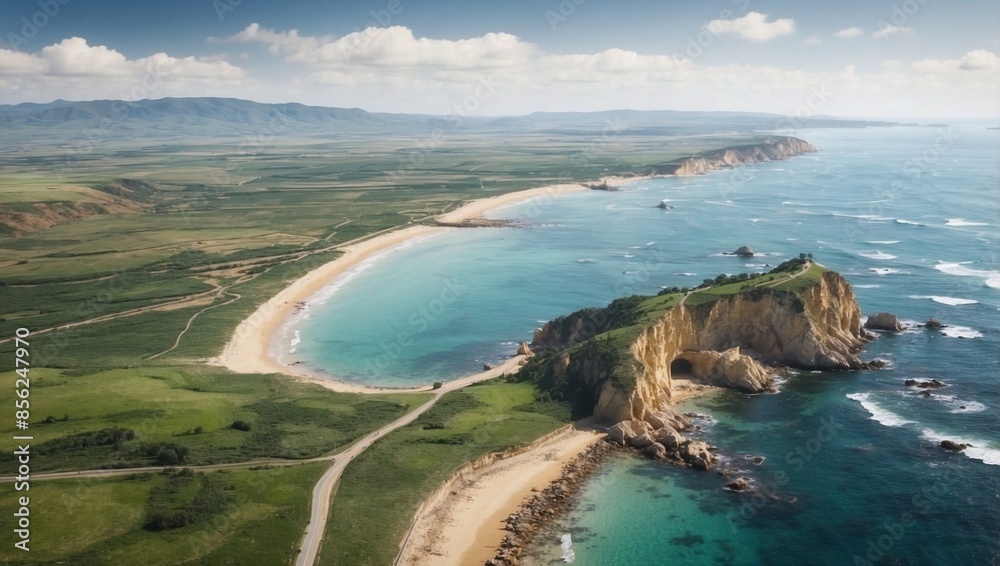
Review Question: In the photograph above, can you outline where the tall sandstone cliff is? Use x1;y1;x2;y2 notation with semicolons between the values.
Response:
669;136;817;176
530;270;870;426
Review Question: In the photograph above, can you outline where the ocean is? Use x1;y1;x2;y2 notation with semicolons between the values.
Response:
282;125;999;565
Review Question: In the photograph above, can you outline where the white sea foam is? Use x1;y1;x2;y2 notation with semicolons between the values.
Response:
866;240;901;245
946;218;988;227
834;212;893;221
847;393;914;427
940;325;983;339
931;394;988;414
623;254;636;258
704;200;738;207
576;258;595;263
860;251;898;260
896;219;923;225
920;429;1000;466
935;262;1000;289
560;533;576;563
645;241;656;246
677;272;697;277
908;295;979;306
869;268;900;275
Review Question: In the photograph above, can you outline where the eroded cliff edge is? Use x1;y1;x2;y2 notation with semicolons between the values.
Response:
520;262;873;429
655;136;817;176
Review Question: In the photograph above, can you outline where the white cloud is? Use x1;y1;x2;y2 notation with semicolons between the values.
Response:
911;58;957;73
833;27;864;38
3;29;998;120
0;37;245;101
873;25;913;39
704;12;796;42
804;36;822;46
913;50;999;73
224;24;536;69
959;49;999;70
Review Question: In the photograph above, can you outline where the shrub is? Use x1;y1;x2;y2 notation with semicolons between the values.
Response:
229;420;252;431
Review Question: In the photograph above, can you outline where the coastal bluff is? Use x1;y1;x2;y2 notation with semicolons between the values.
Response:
659;136;817;176
521;262;873;429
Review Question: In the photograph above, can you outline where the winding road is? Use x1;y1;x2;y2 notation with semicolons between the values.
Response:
294;355;525;566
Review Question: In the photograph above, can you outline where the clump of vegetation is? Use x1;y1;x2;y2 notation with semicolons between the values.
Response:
229;420;252;431
143;470;229;531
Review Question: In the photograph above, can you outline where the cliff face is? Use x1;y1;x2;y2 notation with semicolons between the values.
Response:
669;136;816;176
529;270;870;425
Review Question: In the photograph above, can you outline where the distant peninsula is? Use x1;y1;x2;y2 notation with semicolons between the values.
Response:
659;136;817;176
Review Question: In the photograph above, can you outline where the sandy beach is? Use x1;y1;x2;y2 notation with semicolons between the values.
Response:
398;421;606;566
211;176;643;393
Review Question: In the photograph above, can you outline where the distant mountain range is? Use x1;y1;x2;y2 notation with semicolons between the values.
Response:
0;97;909;140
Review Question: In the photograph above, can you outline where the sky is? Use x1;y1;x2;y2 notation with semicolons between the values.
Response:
0;0;998;119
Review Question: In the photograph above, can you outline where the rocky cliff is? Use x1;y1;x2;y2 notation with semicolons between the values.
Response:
523;264;872;426
665;136;816;176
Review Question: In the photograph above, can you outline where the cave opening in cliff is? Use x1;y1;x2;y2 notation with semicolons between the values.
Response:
670;358;694;376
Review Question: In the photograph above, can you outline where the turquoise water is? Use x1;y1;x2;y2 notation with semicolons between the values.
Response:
288;125;999;564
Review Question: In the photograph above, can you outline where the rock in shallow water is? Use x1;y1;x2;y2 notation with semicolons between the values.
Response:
865;312;904;332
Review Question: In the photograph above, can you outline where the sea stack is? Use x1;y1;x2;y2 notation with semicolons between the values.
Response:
865;312;904;332
732;245;755;257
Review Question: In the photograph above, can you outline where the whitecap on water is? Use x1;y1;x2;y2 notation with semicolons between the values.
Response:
930;394;988;414
935;262;1000;289
940;325;983;339
866;240;900;245
946;218;988;227
920;429;1000;466
908;295;978;306
847;392;915;427
859;251;898;260
895;219;923;226
869;268;900;275
576;258;595;263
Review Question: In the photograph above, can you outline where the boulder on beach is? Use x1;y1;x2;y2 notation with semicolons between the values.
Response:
607;420;652;446
644;442;668;460
628;432;655;450
865;312;903;332
483;363;495;371
652;427;685;449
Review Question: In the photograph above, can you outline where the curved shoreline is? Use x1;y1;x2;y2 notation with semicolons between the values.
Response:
209;177;639;393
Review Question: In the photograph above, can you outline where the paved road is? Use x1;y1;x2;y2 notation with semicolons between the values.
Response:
293;355;526;566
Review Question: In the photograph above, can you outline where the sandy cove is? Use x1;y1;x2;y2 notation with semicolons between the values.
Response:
398;384;719;566
398;421;607;566
210;176;643;394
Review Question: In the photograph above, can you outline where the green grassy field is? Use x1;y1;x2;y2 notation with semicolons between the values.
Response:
0;463;327;565
0;367;428;473
317;381;572;566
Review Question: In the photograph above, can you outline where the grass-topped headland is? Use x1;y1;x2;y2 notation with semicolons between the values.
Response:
514;257;874;424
